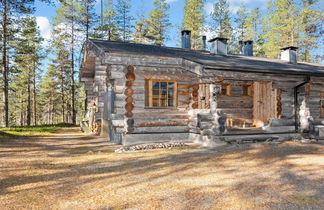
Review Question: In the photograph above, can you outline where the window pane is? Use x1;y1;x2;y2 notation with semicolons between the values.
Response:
221;85;227;95
161;82;167;89
168;82;174;89
161;90;167;96
168;99;173;107
153;98;159;107
153;90;159;96
168;91;173;99
153;81;159;89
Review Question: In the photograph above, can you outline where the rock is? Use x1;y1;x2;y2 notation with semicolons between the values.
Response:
114;142;188;153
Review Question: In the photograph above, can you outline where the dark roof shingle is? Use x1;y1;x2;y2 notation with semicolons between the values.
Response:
89;39;324;76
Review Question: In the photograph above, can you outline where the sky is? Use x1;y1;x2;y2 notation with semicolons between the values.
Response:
34;0;270;48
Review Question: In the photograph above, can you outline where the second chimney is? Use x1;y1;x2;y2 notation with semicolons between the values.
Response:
181;30;191;49
243;40;253;56
208;37;229;55
202;36;207;51
280;46;298;64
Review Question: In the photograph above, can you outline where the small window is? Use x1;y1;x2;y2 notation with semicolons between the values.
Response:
241;84;252;96
220;83;231;96
145;79;177;108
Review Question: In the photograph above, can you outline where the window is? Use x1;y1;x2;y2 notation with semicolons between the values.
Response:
220;83;231;96
241;84;252;96
145;80;177;108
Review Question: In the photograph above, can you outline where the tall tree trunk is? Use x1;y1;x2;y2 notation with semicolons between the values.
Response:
61;68;65;123
86;0;89;40
33;61;37;126
2;0;9;127
71;3;76;125
27;65;32;126
20;94;24;126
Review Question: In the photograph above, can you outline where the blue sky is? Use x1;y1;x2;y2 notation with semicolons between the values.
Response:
35;0;269;48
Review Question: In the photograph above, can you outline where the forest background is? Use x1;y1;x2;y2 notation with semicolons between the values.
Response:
0;0;323;127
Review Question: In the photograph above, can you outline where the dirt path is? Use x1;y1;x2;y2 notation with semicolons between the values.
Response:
0;128;323;209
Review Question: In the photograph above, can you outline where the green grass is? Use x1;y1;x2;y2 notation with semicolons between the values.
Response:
0;123;75;141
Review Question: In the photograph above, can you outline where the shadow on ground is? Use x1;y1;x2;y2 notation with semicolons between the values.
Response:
0;128;323;209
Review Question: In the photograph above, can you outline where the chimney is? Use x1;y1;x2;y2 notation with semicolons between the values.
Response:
280;46;298;64
181;30;191;49
239;40;243;55
243;40;253;56
208;37;229;55
202;36;207;51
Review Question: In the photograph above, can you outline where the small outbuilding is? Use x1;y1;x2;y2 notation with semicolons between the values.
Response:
80;31;324;145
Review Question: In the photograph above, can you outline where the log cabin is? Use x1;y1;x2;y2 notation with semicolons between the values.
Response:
80;30;324;145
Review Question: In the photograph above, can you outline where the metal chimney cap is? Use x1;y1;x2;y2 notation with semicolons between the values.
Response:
181;30;191;34
208;37;229;43
244;40;253;44
280;46;299;51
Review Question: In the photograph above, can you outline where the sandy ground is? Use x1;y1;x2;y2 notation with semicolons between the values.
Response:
0;128;323;210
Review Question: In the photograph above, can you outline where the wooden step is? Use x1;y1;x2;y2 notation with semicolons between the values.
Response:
132;126;189;134
122;133;190;146
134;119;189;127
222;134;293;143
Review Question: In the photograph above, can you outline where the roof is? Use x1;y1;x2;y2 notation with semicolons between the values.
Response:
88;39;324;76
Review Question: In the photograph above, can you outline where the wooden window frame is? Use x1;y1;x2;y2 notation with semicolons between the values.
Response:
145;79;177;109
240;84;253;97
220;83;231;96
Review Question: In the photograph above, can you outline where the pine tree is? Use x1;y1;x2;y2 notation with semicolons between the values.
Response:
78;0;97;40
115;0;134;41
0;0;51;127
54;0;81;124
182;0;205;49
210;0;232;38
12;16;43;126
235;4;248;42
133;18;149;44
92;0;119;40
133;0;149;44
245;7;265;57
39;64;61;124
263;0;301;58
146;0;171;46
299;0;323;62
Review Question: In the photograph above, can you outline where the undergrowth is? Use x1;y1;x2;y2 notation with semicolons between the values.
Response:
0;123;75;141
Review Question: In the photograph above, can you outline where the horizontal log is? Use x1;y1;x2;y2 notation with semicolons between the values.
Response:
269;118;295;126
132;126;189;133
311;119;324;125
217;101;253;109
112;120;124;127
122;133;190;146
134;119;189;127
224;135;280;143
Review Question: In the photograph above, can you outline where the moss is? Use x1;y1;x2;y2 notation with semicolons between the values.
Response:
290;194;318;205
0;123;75;141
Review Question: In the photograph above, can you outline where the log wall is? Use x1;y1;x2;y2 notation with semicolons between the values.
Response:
80;48;324;144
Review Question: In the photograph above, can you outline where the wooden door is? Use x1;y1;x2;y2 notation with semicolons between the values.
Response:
253;82;277;127
321;92;324;118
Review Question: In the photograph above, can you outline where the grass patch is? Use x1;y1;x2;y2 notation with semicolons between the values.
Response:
0;123;75;141
290;194;318;205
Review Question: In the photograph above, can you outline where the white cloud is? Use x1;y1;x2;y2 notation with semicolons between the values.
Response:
36;16;51;40
204;0;267;15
